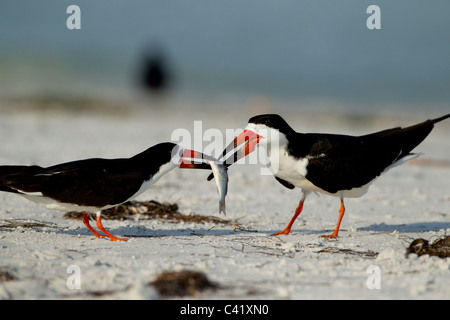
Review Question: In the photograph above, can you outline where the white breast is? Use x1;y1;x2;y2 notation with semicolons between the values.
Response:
264;141;320;193
266;141;375;198
131;160;177;200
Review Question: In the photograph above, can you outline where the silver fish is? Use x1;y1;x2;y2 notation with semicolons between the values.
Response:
208;161;228;215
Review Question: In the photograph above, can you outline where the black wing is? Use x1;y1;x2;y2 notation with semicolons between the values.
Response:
299;116;447;194
302;133;394;193
275;177;296;189
0;158;148;207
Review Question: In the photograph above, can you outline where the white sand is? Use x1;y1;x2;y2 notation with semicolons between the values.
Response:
0;95;449;299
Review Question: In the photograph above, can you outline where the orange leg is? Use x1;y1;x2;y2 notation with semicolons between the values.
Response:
96;215;128;242
321;199;345;239
273;198;305;236
83;213;107;239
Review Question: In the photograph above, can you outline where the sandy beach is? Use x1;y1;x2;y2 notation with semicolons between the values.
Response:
0;95;449;300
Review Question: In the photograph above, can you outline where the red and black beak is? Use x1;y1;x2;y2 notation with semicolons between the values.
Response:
221;130;262;165
179;130;262;173
179;148;215;169
206;129;262;181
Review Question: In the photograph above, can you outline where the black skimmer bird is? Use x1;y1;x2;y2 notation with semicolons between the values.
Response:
213;113;450;238
0;142;214;241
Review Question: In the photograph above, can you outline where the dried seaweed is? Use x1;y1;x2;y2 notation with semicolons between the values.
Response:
0;219;56;230
318;247;378;258
0;268;16;282
64;200;231;225
150;270;217;297
407;236;450;258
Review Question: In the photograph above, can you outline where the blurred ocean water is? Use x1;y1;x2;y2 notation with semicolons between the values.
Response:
0;1;449;114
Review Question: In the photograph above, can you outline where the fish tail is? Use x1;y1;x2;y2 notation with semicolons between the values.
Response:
219;201;226;215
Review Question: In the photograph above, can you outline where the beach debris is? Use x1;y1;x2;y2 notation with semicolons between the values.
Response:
0;268;16;282
150;270;217;297
409;157;450;168
3;94;129;115
407;236;450;258
0;219;56;230
318;247;378;259
64;200;231;225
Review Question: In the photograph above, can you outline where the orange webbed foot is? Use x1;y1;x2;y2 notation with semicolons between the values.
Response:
272;228;292;236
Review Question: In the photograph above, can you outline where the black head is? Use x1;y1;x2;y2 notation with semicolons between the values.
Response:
144;142;180;160
134;142;216;173
248;114;295;135
132;142;181;172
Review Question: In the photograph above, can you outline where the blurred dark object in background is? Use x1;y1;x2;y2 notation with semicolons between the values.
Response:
138;44;171;94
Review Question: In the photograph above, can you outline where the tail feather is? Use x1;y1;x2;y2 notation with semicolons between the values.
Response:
429;113;450;124
0;165;44;194
367;113;449;162
395;114;449;159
